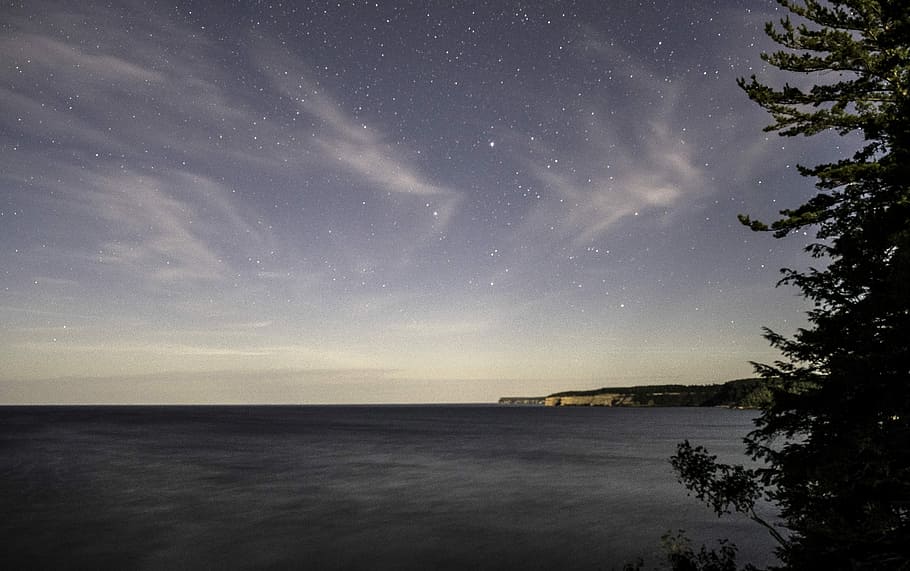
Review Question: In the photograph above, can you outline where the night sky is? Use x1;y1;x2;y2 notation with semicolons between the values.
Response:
1;1;848;404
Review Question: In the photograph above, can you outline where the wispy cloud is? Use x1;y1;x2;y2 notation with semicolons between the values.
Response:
5;33;165;85
41;168;270;285
526;120;703;245
0;5;281;288
2;3;462;292
14;341;275;357
509;32;708;247
91;173;224;282
260;43;461;208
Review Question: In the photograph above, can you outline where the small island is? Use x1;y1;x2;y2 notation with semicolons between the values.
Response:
499;378;776;409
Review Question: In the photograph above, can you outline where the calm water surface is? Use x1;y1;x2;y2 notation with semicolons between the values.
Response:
0;405;776;570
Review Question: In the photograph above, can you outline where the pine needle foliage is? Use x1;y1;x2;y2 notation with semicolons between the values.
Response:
672;1;910;569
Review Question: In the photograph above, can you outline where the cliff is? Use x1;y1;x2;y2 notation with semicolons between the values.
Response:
498;396;546;405
505;379;779;408
544;393;635;407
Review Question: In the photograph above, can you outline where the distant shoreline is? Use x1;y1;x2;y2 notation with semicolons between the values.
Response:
499;378;775;408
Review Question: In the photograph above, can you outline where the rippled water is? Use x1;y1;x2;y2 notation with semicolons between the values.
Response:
0;405;776;569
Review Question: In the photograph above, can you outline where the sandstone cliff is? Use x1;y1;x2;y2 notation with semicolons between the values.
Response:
506;378;777;408
498;396;545;405
544;393;636;407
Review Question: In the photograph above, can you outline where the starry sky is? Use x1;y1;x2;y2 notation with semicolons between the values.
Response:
1;0;851;404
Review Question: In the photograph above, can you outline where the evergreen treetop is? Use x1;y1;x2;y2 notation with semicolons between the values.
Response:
671;1;910;569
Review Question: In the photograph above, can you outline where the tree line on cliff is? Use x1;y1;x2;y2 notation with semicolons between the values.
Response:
543;378;795;409
500;378;804;408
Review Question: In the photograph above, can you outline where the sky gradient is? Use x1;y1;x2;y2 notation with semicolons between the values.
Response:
1;0;848;403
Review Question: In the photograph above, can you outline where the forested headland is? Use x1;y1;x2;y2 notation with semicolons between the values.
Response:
498;378;804;408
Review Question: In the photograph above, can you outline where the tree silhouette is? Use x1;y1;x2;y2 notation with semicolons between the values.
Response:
672;1;910;568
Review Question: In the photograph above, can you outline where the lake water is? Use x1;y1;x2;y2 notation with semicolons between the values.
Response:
0;405;778;569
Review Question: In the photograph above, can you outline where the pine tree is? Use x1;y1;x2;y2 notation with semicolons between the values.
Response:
672;1;910;568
